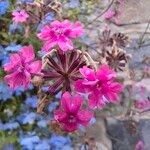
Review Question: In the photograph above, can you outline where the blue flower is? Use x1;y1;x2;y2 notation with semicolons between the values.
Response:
0;0;9;15
0;46;9;66
0;82;13;101
17;112;37;124
37;119;48;128
66;0;80;8
5;43;22;52
43;13;55;24
14;84;34;96
20;135;40;150
25;96;38;108
0;121;19;130
17;0;33;4
50;134;72;149
35;138;50;150
9;23;23;33
1;144;15;150
37;13;55;31
48;102;58;112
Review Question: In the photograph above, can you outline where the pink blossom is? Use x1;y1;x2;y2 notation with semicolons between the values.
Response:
12;10;29;23
135;140;144;150
103;10;116;20
134;99;150;111
38;20;84;52
4;45;42;90
54;92;93;132
74;65;123;109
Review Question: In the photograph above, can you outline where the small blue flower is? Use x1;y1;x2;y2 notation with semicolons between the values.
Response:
20;135;40;150
66;0;80;8
0;46;9;66
14;84;34;96
0;82;13;101
48;102;59;112
17;112;37;124
50;134;72;149
4;122;19;130
1;144;15;150
89;117;96;125
37;119;48;128
17;0;33;4
35;138;50;150
9;23;23;33
5;43;22;52
0;0;9;15
25;96;38;108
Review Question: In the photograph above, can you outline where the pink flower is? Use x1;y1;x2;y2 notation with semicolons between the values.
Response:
103;10;116;20
12;10;29;23
134;99;150;111
4;45;42;90
74;65;123;109
38;20;84;52
135;140;144;150
54;92;93;132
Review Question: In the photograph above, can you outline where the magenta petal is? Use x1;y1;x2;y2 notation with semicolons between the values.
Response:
61;92;72;112
70;94;83;113
63;122;78;132
4;54;21;72
42;40;57;52
77;109;93;126
79;66;96;81
96;65;116;82
20;45;35;63
74;80;86;93
88;91;105;109
4;72;23;90
28;61;42;74
58;36;73;51
22;70;31;89
109;82;123;93
69;21;84;38
54;110;68;122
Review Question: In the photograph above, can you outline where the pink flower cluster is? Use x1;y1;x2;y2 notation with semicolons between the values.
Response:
38;20;84;52
12;10;29;23
74;65;123;109
4;45;42;89
4;18;124;132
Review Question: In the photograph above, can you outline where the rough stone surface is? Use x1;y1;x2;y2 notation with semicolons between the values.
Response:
106;118;150;150
118;0;150;24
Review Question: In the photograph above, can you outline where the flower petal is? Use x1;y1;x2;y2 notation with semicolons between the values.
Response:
77;109;93;126
96;65;116;82
79;66;96;81
4;54;21;72
4;71;23;90
28;60;42;74
58;36;73;51
54;110;68;123
88;91;105;109
69;21;84;38
20;45;35;63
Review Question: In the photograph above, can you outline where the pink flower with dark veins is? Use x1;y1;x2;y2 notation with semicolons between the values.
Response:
4;45;42;90
12;10;29;23
38;20;84;52
74;65;123;109
54;92;93;132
